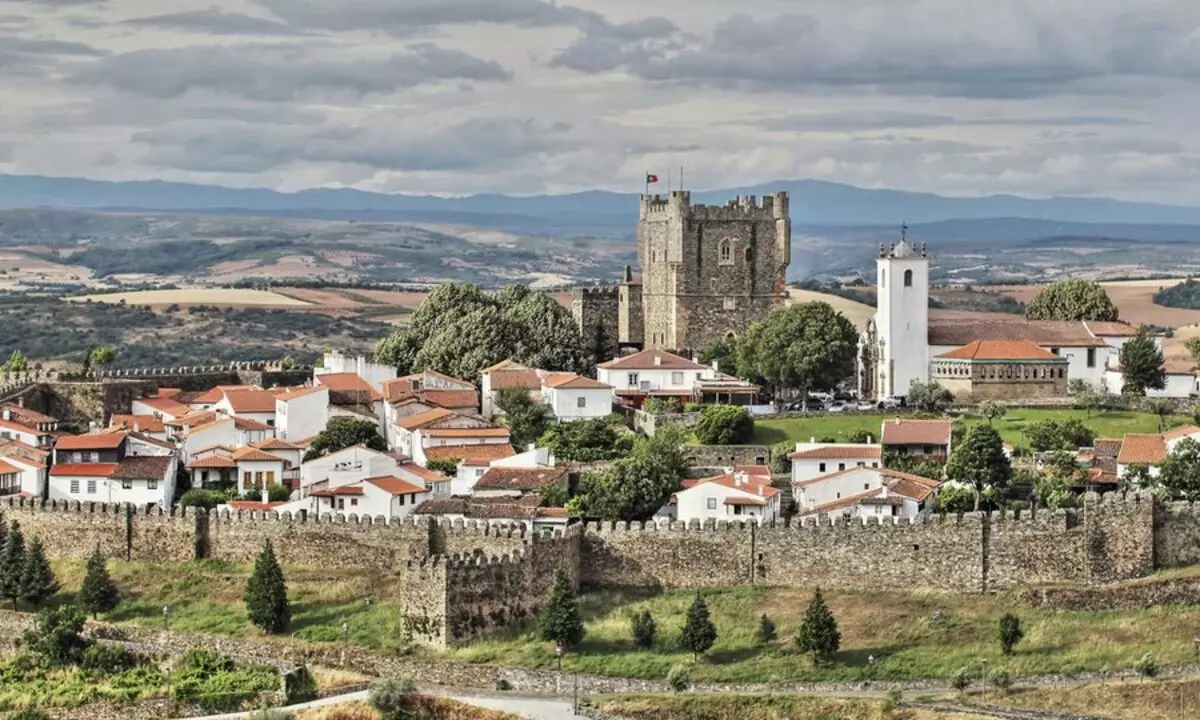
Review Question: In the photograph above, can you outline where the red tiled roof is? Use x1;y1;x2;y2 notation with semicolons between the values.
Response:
690;473;780;498
109;415;165;434
0;403;56;426
1084;321;1138;338
275;386;327;401
156;388;183;398
227;501;284;512
191;386;257;404
316;373;383;401
0;460;21;475
474;467;567;492
789;445;882;460
56;433;126;450
543;373;613;390
424;427;510;439
233;417;272;431
135;396;190;415
881;419;952;447
482;359;530;373
398;407;456;431
1118;434;1168;466
111;456;172;481
0;419;41;437
0;454;44;470
221;390;278;413
365;475;426;496
399;462;446;485
424;444;515;465
928;320;1109;348
187;455;237;469
420;390;479;409
1164;426;1200;441
311;485;365;497
732;465;772;477
598;349;708;371
252;438;304;450
936;340;1061;361
487;369;542;391
51;463;118;477
231;447;282;462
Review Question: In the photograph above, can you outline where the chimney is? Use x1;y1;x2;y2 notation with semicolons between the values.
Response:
711;360;719;372
1;408;9;422
757;485;764;496
654;355;662;366
867;435;873;444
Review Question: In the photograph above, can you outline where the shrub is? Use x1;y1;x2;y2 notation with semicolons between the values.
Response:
989;670;1013;692
22;605;90;667
1135;653;1160;678
679;594;717;660
665;664;690;692
81;643;139;676
369;678;419;719
882;688;903;711
757;613;777;645
79;549;120;619
694;405;755;445
181;489;226;509
630;609;656;650
999;614;1024;655
283;665;318;704
494;678;511;691
951;667;972;692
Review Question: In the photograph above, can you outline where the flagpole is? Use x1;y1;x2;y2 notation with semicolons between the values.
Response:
668;168;672;194
680;166;685;191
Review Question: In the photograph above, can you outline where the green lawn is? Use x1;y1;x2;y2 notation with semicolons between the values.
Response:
453;584;1200;684
753;408;1191;448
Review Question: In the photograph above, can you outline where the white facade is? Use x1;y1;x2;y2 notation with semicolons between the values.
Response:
1105;369;1197;399
299;445;402;493
275;387;330;441
0;420;44;448
795;467;934;521
412;429;510;466
789;443;882;484
318;351;398;393
597;365;710;394
183;418;237;458
543;385;613;421
874;239;930;398
236;458;286;494
48;458;177;507
795;467;889;511
673;474;781;525
1;455;45;497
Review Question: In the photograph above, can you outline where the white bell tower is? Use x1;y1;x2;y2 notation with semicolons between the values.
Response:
874;224;930;398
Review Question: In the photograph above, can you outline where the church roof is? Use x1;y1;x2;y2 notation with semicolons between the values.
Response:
891;240;917;258
936;340;1062;361
928;320;1109;348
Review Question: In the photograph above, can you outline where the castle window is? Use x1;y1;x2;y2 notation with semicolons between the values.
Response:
744;247;754;263
724;298;738;310
710;278;717;291
719;238;733;265
904;269;913;287
652;250;658;263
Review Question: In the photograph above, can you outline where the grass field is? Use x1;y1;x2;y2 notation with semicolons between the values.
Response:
68;288;312;307
453;584;1200;684
753;408;1190;448
583;694;971;719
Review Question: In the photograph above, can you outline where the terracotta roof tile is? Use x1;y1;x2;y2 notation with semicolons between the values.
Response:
135;396;191;415
1084;321;1138;337
252;438;304;450
413;494;545;519
936;340;1062;361
487;369;542;391
881;419;952;447
56;433;126;451
423;444;515;465
424;427;510;439
474;467;567;492
233;416;272;431
690;473;780;498
0;460;21;475
543;373;613;390
192;386;257;404
928;320;1108;348
397;407;456;430
598;349;708;371
187;455;237;469
398;462;446;485
365;475;427;496
227;501;284;512
221;390;278;414
1164;426;1200;441
1118;434;1168;466
789;445;882;460
231;447;282;462
51;463;118;477
111;456;172;481
0;403;56;426
420;390;479;409
109;415;165;434
316;373;382;401
0;418;42;437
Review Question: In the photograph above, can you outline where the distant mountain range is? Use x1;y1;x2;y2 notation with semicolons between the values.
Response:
5;173;1200;236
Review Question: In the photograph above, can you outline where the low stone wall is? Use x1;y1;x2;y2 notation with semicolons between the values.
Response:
634;410;700;436
1020;575;1200;611
684;445;771;468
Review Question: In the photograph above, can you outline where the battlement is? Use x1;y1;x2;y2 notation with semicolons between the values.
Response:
639;191;789;221
571;286;620;299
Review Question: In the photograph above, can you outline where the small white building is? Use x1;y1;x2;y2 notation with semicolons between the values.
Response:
131;395;191;421
423;443;516;495
393;408;507;464
317;351;399;394
49;432;176;507
0;454;43;498
541;373;614;421
1105;357;1198;399
795;467;939;520
0;417;47;448
299;444;402;493
671;471;781;525
273;386;330;441
310;475;428;518
597;350;713;400
212;389;278;427
1115;426;1200;479
789;441;882;484
181;416;238;459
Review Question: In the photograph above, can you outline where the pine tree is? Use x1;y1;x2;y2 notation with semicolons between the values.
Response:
679;593;717;660
244;540;290;634
795;588;841;664
79;548;119;619
757;613;777;645
18;538;58;608
538;569;584;649
999;614;1024;655
0;521;25;611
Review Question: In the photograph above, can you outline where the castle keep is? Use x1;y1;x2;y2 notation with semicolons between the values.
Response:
574;191;792;355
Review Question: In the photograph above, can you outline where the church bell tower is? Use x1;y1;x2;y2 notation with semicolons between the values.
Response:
874;225;930;398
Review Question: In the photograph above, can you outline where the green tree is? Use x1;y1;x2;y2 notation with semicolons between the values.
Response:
769;441;794;474
425;457;461;477
757;614;777;645
538;569;584;649
999;614;1024;655
22;605;90;667
502;291;593;374
375;282;496;373
1121;463;1154;493
539;418;620;463
496;388;551;449
539;481;568;508
693;405;754;445
367;678;419;720
945;425;1012;511
907;381;954;413
978;401;1006;425
0;521;25;611
1119;327;1166;396
1025;279;1119;322
87;347;116;368
642;397;683;416
1070;380;1103;417
413;305;524;381
630;609;656;649
2;350;28;374
18;538;58;608
679;593;717;660
1188;337;1200;367
699;338;740;376
737;302;859;404
1024;419;1096;452
303;417;386;461
1157;437;1200;501
794;588;841;664
935;483;976;513
244;540;290;634
1034;473;1071;511
846;429;876;444
79;549;119;619
568;425;687;521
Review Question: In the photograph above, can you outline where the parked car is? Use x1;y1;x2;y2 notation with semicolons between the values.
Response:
878;395;907;409
826;401;848;413
856;401;875;411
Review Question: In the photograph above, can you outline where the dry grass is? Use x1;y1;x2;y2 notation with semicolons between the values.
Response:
68;288;312;307
787;288;875;330
311;666;373;691
585;694;975;719
994;279;1200;328
977;677;1200;720
295;698;523;720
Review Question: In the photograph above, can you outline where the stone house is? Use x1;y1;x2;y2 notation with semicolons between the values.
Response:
932;340;1069;402
472;467;569;501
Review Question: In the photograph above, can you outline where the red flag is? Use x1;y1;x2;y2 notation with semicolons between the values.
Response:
646;173;659;184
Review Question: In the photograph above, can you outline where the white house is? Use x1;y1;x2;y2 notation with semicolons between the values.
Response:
0;405;56;447
108;415;169;442
424;443;516;495
1115;426;1200;479
541;373;614;421
131;395;191;421
315;373;385;423
789;442;882;484
186;385;257;411
309;475;428;518
393;408;506;463
273;386;330;442
296;444;443;496
480;360;543;418
317;351;398;393
0;417;47;448
597;350;712;400
181;416;238;459
671;472;781;525
250;437;306;470
1106;357;1198;399
0;454;43;497
213;390;278;427
49;432;176;507
795;467;939;520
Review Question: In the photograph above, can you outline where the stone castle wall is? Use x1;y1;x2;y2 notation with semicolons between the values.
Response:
571;287;620;362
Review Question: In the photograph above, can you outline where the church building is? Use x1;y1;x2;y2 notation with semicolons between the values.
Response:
861;229;1147;402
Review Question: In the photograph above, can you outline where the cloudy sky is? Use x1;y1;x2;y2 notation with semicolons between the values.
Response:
2;0;1200;202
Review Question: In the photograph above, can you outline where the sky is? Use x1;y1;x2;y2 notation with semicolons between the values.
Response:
2;0;1200;202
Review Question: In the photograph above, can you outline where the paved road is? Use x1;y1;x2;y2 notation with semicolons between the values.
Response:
183;687;586;720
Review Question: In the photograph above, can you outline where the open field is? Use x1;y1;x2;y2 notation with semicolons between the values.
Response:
583;694;972;719
455;583;1200;683
976;677;1200;720
68;288;313;307
994;279;1200;328
787;288;875;330
753;408;1189;448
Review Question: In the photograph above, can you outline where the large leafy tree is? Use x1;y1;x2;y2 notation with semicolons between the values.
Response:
1119;327;1166;396
1025;279;1119;322
414;305;524;381
908;381;954;413
245;540;291;634
304;417;386;461
1158;437;1200;501
737;302;858;402
496;388;552;450
945;424;1012;511
539;418;622;463
568;425;687;521
538;569;584;649
699;338;740;376
1023;419;1096;452
375;283;495;374
503;292;592;374
794;588;841;664
693;405;755;445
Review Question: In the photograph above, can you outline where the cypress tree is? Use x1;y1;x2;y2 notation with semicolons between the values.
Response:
679;593;717;660
538;569;584;649
18;538;58;608
795;588;841;664
630;609;656;649
0;521;25;611
79;548;119;619
244;540;290;634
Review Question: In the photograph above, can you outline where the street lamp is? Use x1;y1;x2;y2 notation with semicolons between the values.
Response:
555;644;564;673
162;605;170;631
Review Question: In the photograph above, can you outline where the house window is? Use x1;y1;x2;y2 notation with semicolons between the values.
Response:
671;372;684;385
122;480;133;490
577;396;587;408
719;239;733;265
710;278;717;291
706;498;717;510
864;484;870;490
337;498;345;510
1087;349;1096;368
87;480;97;494
872;462;879;468
88;452;99;463
724;298;738;311
267;419;275;427
70;480;79;494
266;472;276;485
254;471;264;486
350;498;358;507
243;471;252;486
838;463;846;471
627;373;639;386
399;494;406;506
148;479;157;490
475;468;485;478
857;461;866;468
1051;348;1060;356
904;269;913;287
818;462;826;472
923;445;933;455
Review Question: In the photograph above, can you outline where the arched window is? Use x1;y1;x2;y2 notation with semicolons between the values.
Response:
719;239;733;265
904;269;913;287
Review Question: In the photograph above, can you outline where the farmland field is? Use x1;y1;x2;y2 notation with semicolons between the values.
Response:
68;288;313;307
994;279;1200;328
787;288;874;330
